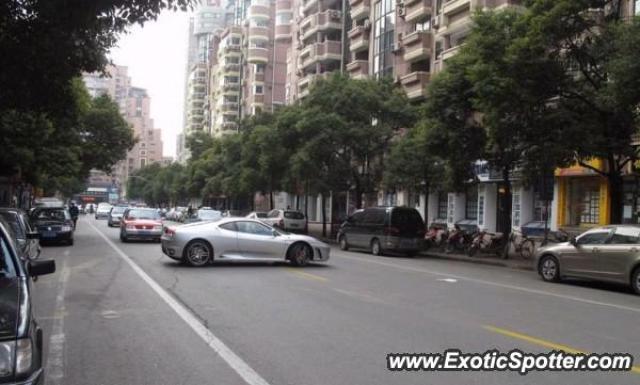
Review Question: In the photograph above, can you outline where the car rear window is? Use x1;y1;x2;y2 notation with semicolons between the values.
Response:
33;208;70;221
391;208;424;229
126;209;160;220
112;206;127;214
284;211;304;219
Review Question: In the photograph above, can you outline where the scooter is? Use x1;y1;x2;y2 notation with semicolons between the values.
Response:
467;230;507;258
445;226;474;254
424;226;449;251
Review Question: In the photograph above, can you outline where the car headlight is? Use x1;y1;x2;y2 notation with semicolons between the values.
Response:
15;339;32;375
61;225;73;232
153;225;162;231
0;338;31;378
126;224;135;230
0;341;14;377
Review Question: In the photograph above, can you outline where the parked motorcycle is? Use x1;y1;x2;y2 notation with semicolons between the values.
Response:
424;225;449;251
445;225;474;254
467;230;507;258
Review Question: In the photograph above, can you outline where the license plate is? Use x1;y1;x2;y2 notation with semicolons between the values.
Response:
289;224;299;227
42;232;56;238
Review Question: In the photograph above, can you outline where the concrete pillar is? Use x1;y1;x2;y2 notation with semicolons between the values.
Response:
481;184;497;232
427;192;439;225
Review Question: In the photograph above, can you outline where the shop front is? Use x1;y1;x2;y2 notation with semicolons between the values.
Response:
555;161;610;228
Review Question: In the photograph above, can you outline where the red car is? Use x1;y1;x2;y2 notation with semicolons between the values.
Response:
119;208;163;242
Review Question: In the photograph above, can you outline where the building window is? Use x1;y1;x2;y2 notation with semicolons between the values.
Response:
437;192;447;219
255;63;266;73
465;186;478;220
276;12;292;25
227;56;240;64
231;37;241;45
141;143;146;148
140;158;146;167
512;191;521;227
413;20;431;32
254;85;264;94
373;0;396;78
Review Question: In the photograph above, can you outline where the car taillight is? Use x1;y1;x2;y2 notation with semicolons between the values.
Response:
164;227;175;237
417;228;426;237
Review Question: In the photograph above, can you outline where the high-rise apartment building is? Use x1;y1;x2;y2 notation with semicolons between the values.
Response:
179;0;236;160
82;65;164;199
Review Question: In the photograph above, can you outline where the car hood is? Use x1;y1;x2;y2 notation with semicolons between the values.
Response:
0;277;19;340
536;241;572;255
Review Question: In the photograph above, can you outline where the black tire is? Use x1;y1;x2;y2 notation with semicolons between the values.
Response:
120;232;128;243
467;246;477;257
520;239;535;260
631;266;640;295
538;255;560;282
67;238;74;246
371;239;383;256
183;240;212;267
338;235;349;251
288;243;311;267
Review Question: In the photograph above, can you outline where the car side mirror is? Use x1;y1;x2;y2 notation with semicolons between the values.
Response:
570;236;577;246
26;231;40;240
27;259;55;277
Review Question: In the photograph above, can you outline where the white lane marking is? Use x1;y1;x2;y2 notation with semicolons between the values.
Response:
86;219;271;385
436;278;458;283
45;262;69;385
338;254;640;314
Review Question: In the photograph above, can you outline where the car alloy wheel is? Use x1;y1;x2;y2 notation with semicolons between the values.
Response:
185;241;211;267
339;235;348;251
539;255;560;282
631;268;640;295
289;243;310;267
371;239;382;256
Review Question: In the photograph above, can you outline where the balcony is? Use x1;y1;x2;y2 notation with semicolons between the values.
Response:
405;0;432;23
248;4;270;19
299;41;342;70
254;72;265;82
441;44;461;61
222;83;240;93
401;30;432;62
249;26;270;41
300;10;342;41
349;0;370;21
275;24;292;41
275;0;292;12
221;122;237;131
400;71;430;100
252;94;265;105
224;44;241;54
442;0;473;16
346;60;368;79
297;72;332;97
302;0;318;13
248;47;269;63
221;102;239;114
224;63;240;73
348;26;369;53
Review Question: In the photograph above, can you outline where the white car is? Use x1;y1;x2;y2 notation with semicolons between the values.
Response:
263;209;307;233
95;202;113;219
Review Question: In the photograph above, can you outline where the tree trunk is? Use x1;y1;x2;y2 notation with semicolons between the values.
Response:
321;193;327;238
500;167;512;258
269;190;274;210
422;180;430;225
608;172;624;224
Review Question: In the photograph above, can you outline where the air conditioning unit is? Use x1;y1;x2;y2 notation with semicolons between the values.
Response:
391;43;402;53
397;5;405;17
363;19;371;30
432;15;441;29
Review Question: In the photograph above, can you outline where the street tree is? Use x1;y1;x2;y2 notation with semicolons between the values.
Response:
523;0;640;223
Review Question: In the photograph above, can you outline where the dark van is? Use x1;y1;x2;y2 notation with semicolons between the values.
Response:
337;207;425;256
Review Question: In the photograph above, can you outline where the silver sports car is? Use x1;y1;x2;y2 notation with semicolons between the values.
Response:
161;217;330;267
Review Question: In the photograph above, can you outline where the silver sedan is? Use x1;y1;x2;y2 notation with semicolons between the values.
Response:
161;217;330;267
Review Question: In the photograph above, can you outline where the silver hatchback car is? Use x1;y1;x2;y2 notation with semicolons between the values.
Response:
535;225;640;294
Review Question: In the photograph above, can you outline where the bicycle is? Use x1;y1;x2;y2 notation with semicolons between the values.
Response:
508;229;535;259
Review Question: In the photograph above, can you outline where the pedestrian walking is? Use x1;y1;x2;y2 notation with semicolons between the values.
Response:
69;202;79;229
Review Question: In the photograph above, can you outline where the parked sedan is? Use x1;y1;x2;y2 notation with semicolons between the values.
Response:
0;208;40;260
107;205;127;227
0;220;55;385
161;217;330;267
262;209;307;233
535;225;640;294
30;207;74;245
120;208;163;242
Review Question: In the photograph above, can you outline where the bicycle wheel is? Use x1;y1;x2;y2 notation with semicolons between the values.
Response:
520;239;535;259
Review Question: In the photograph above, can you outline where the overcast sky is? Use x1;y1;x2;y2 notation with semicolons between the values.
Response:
109;10;191;158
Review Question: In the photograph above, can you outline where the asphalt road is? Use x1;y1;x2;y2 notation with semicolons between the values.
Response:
31;216;640;385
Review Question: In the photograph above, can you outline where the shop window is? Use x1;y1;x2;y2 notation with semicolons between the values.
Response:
512;191;521;227
437;192;447;219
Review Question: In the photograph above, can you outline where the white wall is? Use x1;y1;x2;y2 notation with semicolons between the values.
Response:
447;193;466;227
480;184;497;232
